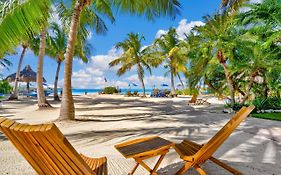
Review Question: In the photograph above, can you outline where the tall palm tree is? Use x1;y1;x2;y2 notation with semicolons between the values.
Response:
45;23;67;101
194;13;238;107
8;42;28;100
37;27;51;108
59;0;181;120
45;22;91;101
151;28;187;96
109;33;151;97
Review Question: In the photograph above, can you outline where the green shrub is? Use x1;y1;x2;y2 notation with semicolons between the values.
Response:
0;80;12;94
103;86;118;94
176;89;192;95
251;97;281;111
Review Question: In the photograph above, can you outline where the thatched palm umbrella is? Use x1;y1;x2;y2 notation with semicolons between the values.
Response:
6;65;46;93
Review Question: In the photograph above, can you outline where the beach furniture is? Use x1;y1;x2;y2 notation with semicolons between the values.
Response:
173;105;255;175
188;94;210;105
115;136;174;175
0;117;107;175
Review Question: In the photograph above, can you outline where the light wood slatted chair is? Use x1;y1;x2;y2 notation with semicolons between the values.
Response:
0;117;107;175
174;105;255;175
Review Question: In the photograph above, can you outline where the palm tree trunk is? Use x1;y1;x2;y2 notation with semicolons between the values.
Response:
171;69;176;96
137;64;146;97
54;61;61;101
241;71;257;105
9;45;27;100
177;73;185;89
140;78;145;97
221;62;235;107
263;76;269;98
37;28;51;108
59;1;84;120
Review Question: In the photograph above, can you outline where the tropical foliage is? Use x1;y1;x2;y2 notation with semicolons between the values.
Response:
109;33;152;97
0;80;12;94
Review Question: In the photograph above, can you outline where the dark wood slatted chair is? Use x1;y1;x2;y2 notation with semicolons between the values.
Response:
0;117;107;175
174;105;255;175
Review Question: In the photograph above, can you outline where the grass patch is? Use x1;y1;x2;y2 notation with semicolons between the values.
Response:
251;113;281;121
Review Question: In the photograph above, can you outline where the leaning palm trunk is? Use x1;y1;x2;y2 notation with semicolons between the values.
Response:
217;50;235;107
59;1;84;120
37;28;51;108
140;78;146;97
137;64;146;97
177;73;185;89
9;44;27;100
222;62;235;107
241;71;258;105
53;61;61;101
170;69;176;96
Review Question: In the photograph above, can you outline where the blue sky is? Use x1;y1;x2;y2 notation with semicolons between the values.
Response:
1;0;221;89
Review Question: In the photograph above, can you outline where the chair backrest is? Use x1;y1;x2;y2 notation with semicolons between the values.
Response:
193;105;255;164
0;117;94;175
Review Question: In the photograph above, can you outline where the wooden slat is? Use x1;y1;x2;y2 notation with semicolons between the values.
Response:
115;137;173;158
0;117;107;175
0;120;45;174
174;105;255;175
43;129;84;175
48;126;94;175
81;154;108;175
30;131;68;175
195;106;254;163
15;124;56;175
115;136;158;148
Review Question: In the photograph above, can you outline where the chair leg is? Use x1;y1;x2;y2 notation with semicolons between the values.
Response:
209;157;243;175
194;164;207;175
175;162;193;175
129;163;139;175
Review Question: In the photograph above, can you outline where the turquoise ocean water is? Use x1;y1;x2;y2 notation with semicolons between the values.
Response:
70;88;154;95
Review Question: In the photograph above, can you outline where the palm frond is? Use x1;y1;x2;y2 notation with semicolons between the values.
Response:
0;0;51;56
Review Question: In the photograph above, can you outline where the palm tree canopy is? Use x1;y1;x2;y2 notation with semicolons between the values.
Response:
109;32;151;77
0;0;52;57
112;0;181;20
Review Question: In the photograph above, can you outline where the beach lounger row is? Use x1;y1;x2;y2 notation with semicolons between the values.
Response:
0;105;254;175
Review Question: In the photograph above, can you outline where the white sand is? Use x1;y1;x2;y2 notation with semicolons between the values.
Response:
0;94;280;175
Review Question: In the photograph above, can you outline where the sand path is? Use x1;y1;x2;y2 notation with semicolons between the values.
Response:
0;95;280;174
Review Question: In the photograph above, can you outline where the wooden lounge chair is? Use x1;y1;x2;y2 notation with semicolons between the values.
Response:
0;117;107;175
174;105;255;175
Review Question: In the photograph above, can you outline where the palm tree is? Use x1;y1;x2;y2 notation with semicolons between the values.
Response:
45;23;67;101
109;33;151;97
59;0;181;120
8;42;28;100
37;28;51;108
45;22;91;101
151;28;187;96
193;13;238;107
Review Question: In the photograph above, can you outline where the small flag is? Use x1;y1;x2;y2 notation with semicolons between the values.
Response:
104;77;107;83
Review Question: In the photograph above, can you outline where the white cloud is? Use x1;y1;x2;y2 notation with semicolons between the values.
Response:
59;47;124;88
176;20;205;39
155;30;168;38
155;19;205;39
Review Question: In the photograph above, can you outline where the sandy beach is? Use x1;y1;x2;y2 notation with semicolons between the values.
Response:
0;94;280;175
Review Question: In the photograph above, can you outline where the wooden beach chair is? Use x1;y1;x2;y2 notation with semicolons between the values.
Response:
174;105;255;175
0;117;107;175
